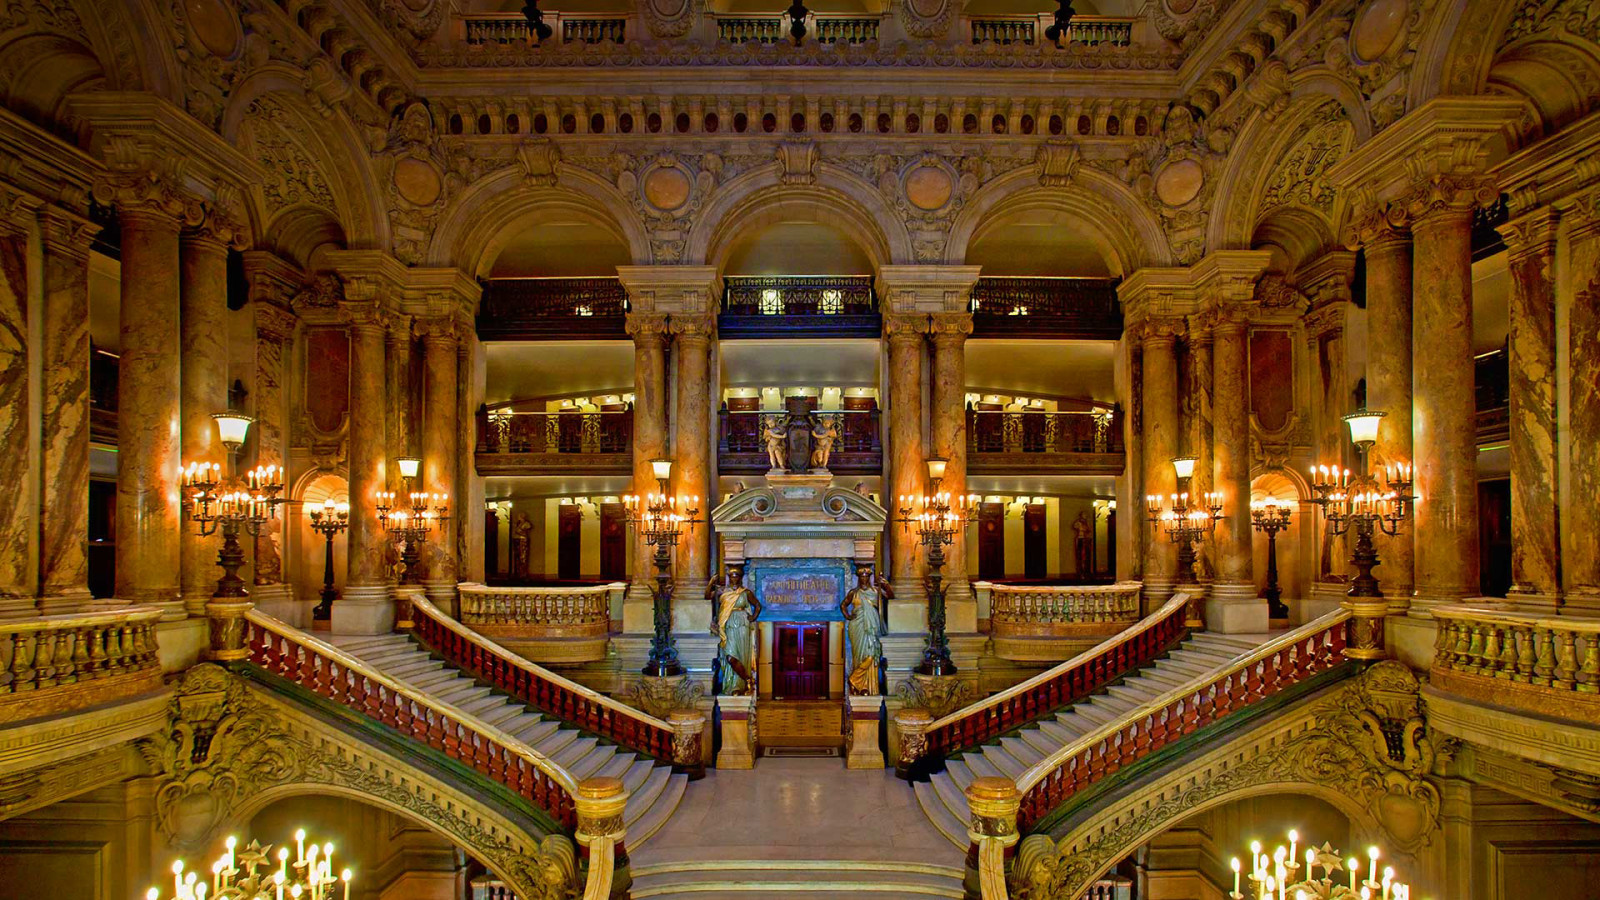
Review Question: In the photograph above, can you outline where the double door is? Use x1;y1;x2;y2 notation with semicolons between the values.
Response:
774;623;827;700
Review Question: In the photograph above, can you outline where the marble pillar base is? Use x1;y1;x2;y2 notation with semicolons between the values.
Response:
1561;588;1600;617
944;580;977;634
1289;594;1344;627
155;617;208;673
623;582;655;634
887;593;928;633
845;694;885;769
331;584;395;635
252;583;307;629
671;578;710;632
424;580;458;618
1142;576;1175;613
716;694;756;769
1506;589;1560;615
36;588;95;616
1204;583;1267;634
0;596;37;620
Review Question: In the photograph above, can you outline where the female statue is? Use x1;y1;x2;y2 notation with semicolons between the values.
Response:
840;565;892;695
708;565;761;695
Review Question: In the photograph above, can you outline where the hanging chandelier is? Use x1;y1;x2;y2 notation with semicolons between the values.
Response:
1230;829;1416;900
148;831;352;900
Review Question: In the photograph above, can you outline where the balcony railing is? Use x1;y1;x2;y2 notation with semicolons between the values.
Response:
1430;606;1600;725
984;581;1143;661
458;582;623;665
967;15;1135;46
967;408;1124;474
715;14;881;44
476;277;629;341
718;406;882;475
0;606;164;723
719;276;880;338
969;277;1123;339
476;409;633;475
462;12;628;45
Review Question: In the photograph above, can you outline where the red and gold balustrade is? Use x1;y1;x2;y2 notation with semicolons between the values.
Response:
984;581;1144;662
0;606;164;723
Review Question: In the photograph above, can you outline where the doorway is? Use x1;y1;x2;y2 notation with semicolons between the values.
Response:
557;504;581;579
774;623;828;699
978;502;1006;580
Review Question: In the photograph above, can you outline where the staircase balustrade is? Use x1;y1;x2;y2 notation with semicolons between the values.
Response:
917;594;1190;761
989;582;1142;632
1431;605;1600;723
457;583;620;664
408;595;682;765
0;606;164;723
1015;609;1353;831
242;610;580;829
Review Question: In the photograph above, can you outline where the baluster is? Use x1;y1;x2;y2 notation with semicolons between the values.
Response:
9;633;35;691
1496;622;1519;679
1512;624;1536;683
85;625;108;679
1434;618;1457;669
1555;629;1579;690
34;628;61;687
1482;624;1504;678
1532;626;1556;686
1579;632;1600;693
1466;623;1488;673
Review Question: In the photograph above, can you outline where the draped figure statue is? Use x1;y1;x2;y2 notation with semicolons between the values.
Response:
708;565;761;695
840;565;892;695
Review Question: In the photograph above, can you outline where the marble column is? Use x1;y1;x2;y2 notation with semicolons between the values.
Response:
385;315;412;497
1409;197;1480;607
1209;311;1261;630
928;314;975;630
885;314;927;620
456;313;484;583
420;318;459;606
1362;217;1415;610
0;215;34;612
1140;321;1180;606
37;210;97;612
672;317;715;628
1499;208;1562;609
115;208;184;616
1184;318;1214;585
178;230;230;614
334;308;392;633
251;301;297;617
1307;306;1349;590
1565;201;1600;612
623;315;669;631
1122;339;1144;581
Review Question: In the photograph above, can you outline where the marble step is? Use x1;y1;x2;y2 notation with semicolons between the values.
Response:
914;779;968;849
631;859;965;900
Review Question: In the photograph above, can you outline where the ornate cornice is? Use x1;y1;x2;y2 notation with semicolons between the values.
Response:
617;265;720;318
1326;97;1525;208
875;265;981;316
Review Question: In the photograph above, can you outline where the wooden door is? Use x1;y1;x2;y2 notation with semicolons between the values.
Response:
978;502;1006;580
775;624;828;699
600;502;627;581
557;504;581;580
1024;503;1047;579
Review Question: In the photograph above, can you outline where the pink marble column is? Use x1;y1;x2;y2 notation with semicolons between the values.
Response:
420;318;459;602
251;303;296;595
1565;204;1600;612
624;314;669;628
115;208;184;616
1409;199;1479;606
1140;320;1180;604
0;223;32;609
37;210;97;611
1499;208;1562;609
929;314;973;619
1361;219;1415;610
335;308;392;632
386;315;412;498
1184;318;1214;584
885;315;927;607
1123;340;1144;581
672;317;715;615
179;230;230;614
1307;307;1349;588
1210;311;1258;626
456;313;483;583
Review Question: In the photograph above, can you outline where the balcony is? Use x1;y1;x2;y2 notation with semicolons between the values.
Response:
979;581;1144;662
970;277;1123;339
476;277;629;341
718;276;880;339
718;407;882;475
966;15;1135;46
475;408;633;476
457;583;624;665
461;12;629;45
1476;347;1509;445
967;407;1125;475
714;14;882;44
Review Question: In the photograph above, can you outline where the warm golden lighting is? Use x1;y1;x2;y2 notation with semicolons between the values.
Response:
395;456;421;479
1170;455;1197;480
1230;830;1416;900
212;412;254;449
650;458;674;481
1342;408;1386;446
925;457;948;483
151;830;351;900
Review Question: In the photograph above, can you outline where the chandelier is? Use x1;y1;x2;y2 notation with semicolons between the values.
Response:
183;410;285;599
149;831;352;900
1231;830;1414;900
894;457;979;676
377;490;449;584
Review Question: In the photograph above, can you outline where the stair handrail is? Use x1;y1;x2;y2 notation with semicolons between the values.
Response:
923;594;1191;756
582;836;616;900
1015;607;1353;830
409;594;678;762
243;609;581;827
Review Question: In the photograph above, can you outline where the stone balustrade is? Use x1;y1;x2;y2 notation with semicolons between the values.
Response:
457;582;622;664
0;606;164;723
1431;605;1600;724
980;581;1143;661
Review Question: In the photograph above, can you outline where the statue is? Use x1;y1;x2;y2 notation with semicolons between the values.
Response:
1072;511;1093;576
511;512;532;579
811;415;840;469
840;565;892;696
708;565;761;695
762;416;788;471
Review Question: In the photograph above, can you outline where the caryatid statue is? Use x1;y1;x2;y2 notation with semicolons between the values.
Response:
840;564;892;695
708;565;761;695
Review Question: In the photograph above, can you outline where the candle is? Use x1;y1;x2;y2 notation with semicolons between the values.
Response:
1305;849;1315;881
341;869;353;900
1367;846;1380;886
1231;857;1241;896
1348;858;1358;891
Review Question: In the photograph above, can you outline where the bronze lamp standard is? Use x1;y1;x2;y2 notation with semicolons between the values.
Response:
896;457;978;677
1250;496;1292;620
376;456;449;585
623;458;701;678
182;412;285;598
308;498;350;620
1146;455;1223;625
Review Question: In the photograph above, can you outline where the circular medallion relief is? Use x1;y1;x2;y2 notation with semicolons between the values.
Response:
1165;0;1197;14
648;0;691;18
643;167;692;211
1154;159;1204;207
1350;0;1409;63
393;158;443;207
905;165;954;211
909;0;947;18
186;0;242;57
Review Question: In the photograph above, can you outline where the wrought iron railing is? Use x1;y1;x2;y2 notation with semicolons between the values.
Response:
1431;605;1600;723
717;407;882;473
477;409;633;456
967;15;1134;46
477;277;629;340
0;606;164;722
968;408;1123;457
969;277;1122;339
722;276;875;317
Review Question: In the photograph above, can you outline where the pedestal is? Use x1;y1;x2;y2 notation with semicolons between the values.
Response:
330;584;396;635
715;694;756;769
845;694;885;769
1203;583;1268;634
251;582;307;628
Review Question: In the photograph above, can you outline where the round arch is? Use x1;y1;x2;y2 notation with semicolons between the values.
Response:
1486;38;1600;134
0;32;107;130
945;167;1170;273
75;0;180;99
1409;0;1520;105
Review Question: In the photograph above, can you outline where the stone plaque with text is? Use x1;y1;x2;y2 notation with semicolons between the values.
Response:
748;558;850;622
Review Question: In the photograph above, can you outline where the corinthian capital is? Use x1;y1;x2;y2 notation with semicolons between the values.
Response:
91;165;204;226
927;313;973;342
1403;171;1499;222
625;312;671;345
882;313;928;340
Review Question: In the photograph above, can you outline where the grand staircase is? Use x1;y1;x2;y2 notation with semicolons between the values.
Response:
629;860;966;898
333;631;688;848
915;629;1263;847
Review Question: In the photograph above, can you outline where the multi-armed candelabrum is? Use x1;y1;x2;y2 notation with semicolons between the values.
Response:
622;457;701;677
895;457;978;677
1250;496;1293;620
149;829;352;900
182;412;285;599
1145;456;1224;589
376;490;450;585
1308;410;1414;601
308;498;350;620
1229;829;1413;900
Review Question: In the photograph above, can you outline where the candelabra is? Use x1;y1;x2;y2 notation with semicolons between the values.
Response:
896;457;978;677
1250;496;1293;620
622;458;701;677
149;830;352;900
308;498;350;620
182;412;284;599
1229;829;1413;900
377;491;449;585
1146;456;1224;624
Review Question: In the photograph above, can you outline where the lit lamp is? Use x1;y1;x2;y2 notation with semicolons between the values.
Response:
1146;455;1223;626
182;412;284;599
895;456;978;676
1249;496;1293;621
377;457;449;585
150;829;353;900
622;457;701;677
1229;829;1411;900
308;498;350;620
212;411;255;450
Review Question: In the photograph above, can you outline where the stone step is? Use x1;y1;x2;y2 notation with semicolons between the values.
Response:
630;859;965;900
627;772;687;848
914;780;968;849
977;743;1025;779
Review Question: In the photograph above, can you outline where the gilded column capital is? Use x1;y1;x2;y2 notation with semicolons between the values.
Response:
1403;171;1499;223
91;167;205;227
671;314;717;344
36;204;99;260
626;312;672;347
341;301;391;335
187;204;252;252
1211;304;1250;336
927;313;974;344
1138;315;1185;346
414;315;458;345
882;313;928;342
1498;206;1562;261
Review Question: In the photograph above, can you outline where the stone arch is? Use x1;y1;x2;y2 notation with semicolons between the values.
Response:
1252;207;1338;276
1487;37;1600;135
428;168;651;276
687;164;911;269
1410;0;1519;104
0;31;106;132
75;0;181;99
946;167;1170;274
289;470;349;614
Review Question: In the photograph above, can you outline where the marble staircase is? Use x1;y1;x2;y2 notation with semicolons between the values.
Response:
332;633;688;848
629;860;966;898
914;630;1263;847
